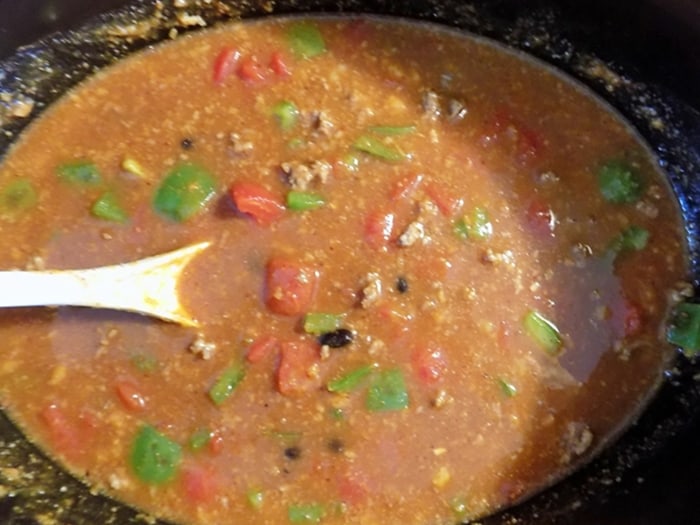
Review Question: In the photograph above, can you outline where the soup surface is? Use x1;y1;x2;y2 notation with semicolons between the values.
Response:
0;16;688;525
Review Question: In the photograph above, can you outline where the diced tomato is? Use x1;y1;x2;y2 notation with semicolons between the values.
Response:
481;108;544;165
516;125;544;165
269;51;291;77
623;299;643;336
115;379;146;412
276;340;321;396
181;464;220;504
342;19;375;47
411;345;447;385
264;258;318;316
246;335;280;364
497;320;512;353
212;47;241;85
390;173;424;201
208;429;225;455
337;470;370;506
230;181;285;225
480;108;511;145
237;55;267;83
364;209;395;250
425;182;462;217
40;404;82;459
525;198;555;237
373;303;414;341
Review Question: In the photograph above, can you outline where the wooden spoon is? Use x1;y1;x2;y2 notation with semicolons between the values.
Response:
0;241;210;327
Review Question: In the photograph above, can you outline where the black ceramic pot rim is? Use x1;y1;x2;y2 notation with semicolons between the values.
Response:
0;2;699;524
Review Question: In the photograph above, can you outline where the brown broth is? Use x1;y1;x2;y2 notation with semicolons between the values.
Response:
0;16;687;525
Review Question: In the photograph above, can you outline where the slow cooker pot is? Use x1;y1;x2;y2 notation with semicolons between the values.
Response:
1;1;699;524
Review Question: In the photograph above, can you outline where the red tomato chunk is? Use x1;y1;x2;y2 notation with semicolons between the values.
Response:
230;181;285;225
276;340;322;396
264;258;318;316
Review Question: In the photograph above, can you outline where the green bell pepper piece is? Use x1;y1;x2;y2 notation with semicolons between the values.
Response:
130;425;182;484
153;163;217;222
523;310;562;355
366;368;409;411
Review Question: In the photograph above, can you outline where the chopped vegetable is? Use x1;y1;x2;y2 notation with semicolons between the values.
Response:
56;161;102;186
523;310;562;355
265;258;318;316
115;380;146;412
208;429;224;455
213;47;240;84
330;407;344;420
230;181;285;225
287;191;326;211
39;404;82;459
247;488;264;509
449;495;469;519
666;302;700;356
288;503;325;523
287;138;306;150
303;312;343;335
287;22;326;59
608;225;649;255
181;465;219;504
353;135;406;162
130;425;182;484
368;124;416;136
411;346;447;385
272;100;299;131
153;163;217;222
366;368;409;411
188;428;212;451
425;182;462;217
341;153;360;172
0;179;37;215
622;298;643;336
327;365;373;393
91;192;128;222
246;335;279;364
121;157;147;178
269;51;291;77
454;207;492;240
131;353;158;374
263;428;302;443
208;364;246;405
277;341;321;396
390;173;424;200
598;160;643;203
237;55;266;83
473;210;494;238
497;378;517;397
364;209;395;249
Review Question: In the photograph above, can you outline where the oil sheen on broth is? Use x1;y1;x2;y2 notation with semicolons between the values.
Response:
0;16;687;525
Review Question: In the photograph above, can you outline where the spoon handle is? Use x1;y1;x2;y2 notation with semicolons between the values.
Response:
0;241;210;326
0;269;107;308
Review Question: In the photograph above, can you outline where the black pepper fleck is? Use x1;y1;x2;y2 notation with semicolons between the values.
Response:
284;446;301;460
396;276;409;293
181;137;194;150
319;329;354;348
